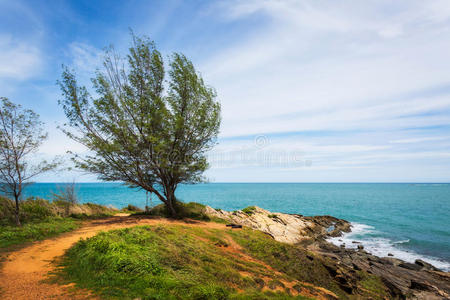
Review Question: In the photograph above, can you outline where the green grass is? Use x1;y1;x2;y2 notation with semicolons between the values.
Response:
357;271;389;299
0;196;118;226
0;217;79;249
57;225;313;300
227;228;348;299
0;196;121;250
227;228;391;300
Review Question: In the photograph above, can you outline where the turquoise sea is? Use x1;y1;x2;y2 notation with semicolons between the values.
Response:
24;182;450;271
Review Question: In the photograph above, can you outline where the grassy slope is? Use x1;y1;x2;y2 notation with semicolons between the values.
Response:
58;225;313;300
57;224;389;300
0;217;79;249
0;197;119;250
227;228;388;300
0;199;389;299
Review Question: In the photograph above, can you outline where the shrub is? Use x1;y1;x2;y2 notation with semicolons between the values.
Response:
242;206;257;215
21;197;54;221
0;197;55;225
141;201;210;220
0;196;16;225
51;182;79;216
123;204;143;212
52;182;78;205
0;197;117;226
69;203;116;219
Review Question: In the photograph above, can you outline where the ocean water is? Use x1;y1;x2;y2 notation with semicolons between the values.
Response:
24;182;450;271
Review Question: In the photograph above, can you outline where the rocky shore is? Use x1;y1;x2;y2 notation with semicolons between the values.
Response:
205;206;450;299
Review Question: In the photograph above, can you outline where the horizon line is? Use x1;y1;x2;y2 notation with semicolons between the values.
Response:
31;181;450;184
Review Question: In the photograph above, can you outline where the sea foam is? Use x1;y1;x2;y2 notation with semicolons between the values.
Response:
327;222;450;272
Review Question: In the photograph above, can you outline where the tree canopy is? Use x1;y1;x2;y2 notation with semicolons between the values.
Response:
0;97;58;225
58;35;221;216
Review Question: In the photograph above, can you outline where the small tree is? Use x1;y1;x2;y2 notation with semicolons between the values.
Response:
52;181;78;216
0;98;59;225
58;35;221;217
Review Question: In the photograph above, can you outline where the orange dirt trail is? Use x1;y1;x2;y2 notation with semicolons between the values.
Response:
0;215;223;300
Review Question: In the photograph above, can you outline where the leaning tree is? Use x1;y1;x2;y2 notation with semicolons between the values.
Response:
0;98;59;225
58;35;221;217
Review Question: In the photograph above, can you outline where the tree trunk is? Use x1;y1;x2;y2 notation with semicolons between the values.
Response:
165;189;178;218
14;194;21;226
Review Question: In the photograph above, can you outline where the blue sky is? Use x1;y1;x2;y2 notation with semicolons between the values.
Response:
1;0;450;182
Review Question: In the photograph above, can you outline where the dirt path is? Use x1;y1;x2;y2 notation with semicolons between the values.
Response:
0;215;224;300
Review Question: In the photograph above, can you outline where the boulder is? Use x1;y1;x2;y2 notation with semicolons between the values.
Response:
415;259;441;271
399;262;422;271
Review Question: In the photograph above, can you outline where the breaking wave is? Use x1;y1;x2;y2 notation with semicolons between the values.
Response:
327;222;450;272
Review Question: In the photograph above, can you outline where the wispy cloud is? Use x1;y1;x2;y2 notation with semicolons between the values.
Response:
3;0;450;182
68;42;104;73
202;0;450;138
0;34;42;80
390;137;449;144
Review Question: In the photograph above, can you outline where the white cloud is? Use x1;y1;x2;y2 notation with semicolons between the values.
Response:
5;0;448;182
0;34;42;80
201;0;450;139
68;42;104;74
390;137;449;144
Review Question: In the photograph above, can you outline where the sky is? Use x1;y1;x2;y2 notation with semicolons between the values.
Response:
1;0;450;182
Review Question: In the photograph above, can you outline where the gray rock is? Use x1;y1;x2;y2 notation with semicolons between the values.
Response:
415;259;441;271
205;205;450;300
399;262;422;271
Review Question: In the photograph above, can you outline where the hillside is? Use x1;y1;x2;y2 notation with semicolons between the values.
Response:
1;202;448;299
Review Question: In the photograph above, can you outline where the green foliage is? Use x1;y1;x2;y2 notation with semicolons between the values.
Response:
58;34;221;216
142;201;210;221
122;204;143;212
58;225;312;300
0;196;53;225
0;196;15;225
0;197;116;226
242;206;257;215
0;97;59;225
0;217;78;249
268;214;278;219
20;197;54;220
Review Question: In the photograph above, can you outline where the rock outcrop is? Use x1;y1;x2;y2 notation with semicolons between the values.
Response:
205;206;450;300
205;205;350;244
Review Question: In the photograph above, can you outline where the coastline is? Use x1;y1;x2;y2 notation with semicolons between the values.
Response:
327;222;450;272
205;205;450;299
24;182;450;267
